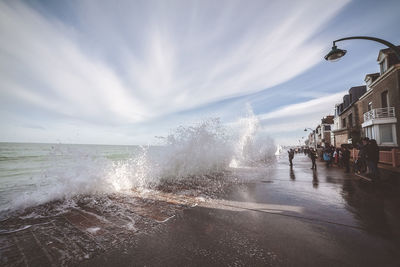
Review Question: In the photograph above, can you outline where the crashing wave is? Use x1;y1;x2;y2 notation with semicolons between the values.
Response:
6;112;275;213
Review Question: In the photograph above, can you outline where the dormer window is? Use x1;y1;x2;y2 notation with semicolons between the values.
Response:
365;77;372;90
379;56;388;74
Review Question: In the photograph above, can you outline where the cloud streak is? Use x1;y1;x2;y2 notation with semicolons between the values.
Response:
259;91;346;122
0;0;350;130
257;91;346;145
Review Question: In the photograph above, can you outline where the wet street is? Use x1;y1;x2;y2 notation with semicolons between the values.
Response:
83;154;400;266
2;154;400;266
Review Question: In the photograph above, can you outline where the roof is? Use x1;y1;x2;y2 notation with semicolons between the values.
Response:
377;45;400;61
379;45;400;55
364;72;379;79
321;115;334;124
349;85;366;91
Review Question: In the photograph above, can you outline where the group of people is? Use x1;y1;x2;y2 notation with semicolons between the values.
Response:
355;137;380;180
291;137;380;181
321;145;351;172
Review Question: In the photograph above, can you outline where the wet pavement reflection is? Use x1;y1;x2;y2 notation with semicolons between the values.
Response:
289;167;296;181
84;154;400;266
3;154;400;266
228;154;400;239
312;170;318;188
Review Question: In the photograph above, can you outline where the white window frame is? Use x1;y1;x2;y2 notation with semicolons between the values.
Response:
377;124;397;146
367;102;372;111
379;56;388;74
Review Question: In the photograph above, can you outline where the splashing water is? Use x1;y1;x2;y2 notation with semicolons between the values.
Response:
230;107;275;167
0;113;277;266
1;114;275;213
275;144;283;155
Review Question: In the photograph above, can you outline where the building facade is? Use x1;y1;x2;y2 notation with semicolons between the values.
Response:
318;115;334;147
308;116;334;148
307;131;316;148
359;47;400;148
331;86;366;147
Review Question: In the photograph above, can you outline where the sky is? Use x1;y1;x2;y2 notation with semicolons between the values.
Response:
1;0;399;146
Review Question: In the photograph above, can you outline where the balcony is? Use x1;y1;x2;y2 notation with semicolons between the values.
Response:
364;107;395;121
362;107;397;127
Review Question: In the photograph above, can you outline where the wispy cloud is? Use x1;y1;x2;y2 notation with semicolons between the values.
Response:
0;0;350;130
258;91;346;145
5;0;397;146
259;91;346;122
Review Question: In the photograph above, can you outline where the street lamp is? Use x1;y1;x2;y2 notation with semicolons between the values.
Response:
324;36;400;62
304;128;317;150
324;45;346;61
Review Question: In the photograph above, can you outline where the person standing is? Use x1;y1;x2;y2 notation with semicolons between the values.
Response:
330;145;335;166
338;149;343;168
333;148;338;165
342;146;350;173
358;137;369;174
288;149;294;167
367;139;380;181
310;148;317;170
323;146;333;167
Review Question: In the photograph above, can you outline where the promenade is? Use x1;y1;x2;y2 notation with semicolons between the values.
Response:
2;154;400;266
83;154;400;266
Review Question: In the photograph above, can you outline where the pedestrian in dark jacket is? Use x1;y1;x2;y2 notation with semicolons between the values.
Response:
288;149;294;167
310;149;317;170
357;137;369;173
338;149;343;168
366;139;380;180
342;147;350;173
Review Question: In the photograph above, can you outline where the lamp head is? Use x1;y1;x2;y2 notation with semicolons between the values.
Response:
324;45;347;61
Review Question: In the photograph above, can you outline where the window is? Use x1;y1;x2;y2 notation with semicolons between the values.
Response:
342;118;346;128
368;102;372;111
379;124;393;143
365;126;375;139
348;114;353;127
381;91;389;108
324;125;331;131
366;79;372;90
380;57;388;74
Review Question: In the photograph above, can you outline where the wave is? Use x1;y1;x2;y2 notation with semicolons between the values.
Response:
229;107;275;167
6;112;275;213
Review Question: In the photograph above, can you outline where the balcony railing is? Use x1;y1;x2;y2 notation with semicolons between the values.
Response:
363;107;395;122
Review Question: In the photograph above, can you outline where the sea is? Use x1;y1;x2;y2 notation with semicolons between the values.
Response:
0;118;277;265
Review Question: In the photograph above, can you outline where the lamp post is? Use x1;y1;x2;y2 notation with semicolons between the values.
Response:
324;36;400;62
304;128;317;150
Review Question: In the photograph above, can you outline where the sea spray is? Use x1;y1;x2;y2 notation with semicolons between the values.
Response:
156;118;233;181
230;107;275;167
5;115;275;212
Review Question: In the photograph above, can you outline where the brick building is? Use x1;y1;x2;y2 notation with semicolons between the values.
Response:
358;46;400;148
331;86;366;147
318;115;334;147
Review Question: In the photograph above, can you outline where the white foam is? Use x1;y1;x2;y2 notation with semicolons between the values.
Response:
0;225;32;234
275;144;283;155
86;227;101;234
230;106;276;167
156;215;175;223
7;112;275;212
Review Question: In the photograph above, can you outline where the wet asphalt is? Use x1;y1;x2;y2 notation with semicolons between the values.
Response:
82;154;400;267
